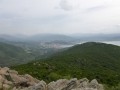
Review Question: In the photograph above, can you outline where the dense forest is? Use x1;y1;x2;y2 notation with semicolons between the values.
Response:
0;42;35;66
12;42;120;89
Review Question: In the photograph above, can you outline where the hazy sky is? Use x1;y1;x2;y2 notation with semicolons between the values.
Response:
0;0;120;35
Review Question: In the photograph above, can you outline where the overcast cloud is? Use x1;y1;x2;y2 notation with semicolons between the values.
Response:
0;0;120;35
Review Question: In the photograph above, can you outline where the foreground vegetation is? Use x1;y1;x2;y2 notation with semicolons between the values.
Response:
12;42;120;89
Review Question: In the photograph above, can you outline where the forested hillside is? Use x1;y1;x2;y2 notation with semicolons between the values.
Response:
13;42;120;88
0;42;34;66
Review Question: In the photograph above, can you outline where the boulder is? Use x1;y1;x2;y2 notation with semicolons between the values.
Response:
4;80;13;86
0;82;3;89
62;78;78;90
0;75;5;82
48;78;104;90
28;81;47;90
24;74;40;86
3;84;11;90
0;67;104;90
8;70;18;75
10;74;28;84
48;79;68;90
89;79;99;89
0;67;9;75
77;78;89;88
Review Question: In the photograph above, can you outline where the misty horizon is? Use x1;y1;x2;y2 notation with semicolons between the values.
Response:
0;0;120;35
0;32;120;36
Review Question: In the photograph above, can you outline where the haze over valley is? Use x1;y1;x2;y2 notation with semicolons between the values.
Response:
0;0;120;90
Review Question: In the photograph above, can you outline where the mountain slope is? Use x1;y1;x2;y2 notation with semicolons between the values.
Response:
0;42;34;66
12;42;120;86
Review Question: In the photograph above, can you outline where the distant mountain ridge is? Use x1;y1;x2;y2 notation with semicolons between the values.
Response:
0;34;74;42
29;34;74;42
71;33;120;41
0;33;120;42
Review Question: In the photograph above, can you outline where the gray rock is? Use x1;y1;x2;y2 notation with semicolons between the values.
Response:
8;70;18;75
3;84;11;90
77;78;89;88
0;82;3;89
28;81;47;90
62;78;78;90
0;75;5;82
48;79;68;90
0;67;9;75
89;79;99;89
0;67;104;90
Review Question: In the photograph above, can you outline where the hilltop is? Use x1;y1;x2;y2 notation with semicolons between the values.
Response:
13;42;120;87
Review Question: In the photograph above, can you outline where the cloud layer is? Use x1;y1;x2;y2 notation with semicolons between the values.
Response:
0;0;120;35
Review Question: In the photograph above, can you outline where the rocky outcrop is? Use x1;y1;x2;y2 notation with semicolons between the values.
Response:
0;67;104;90
48;78;104;90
